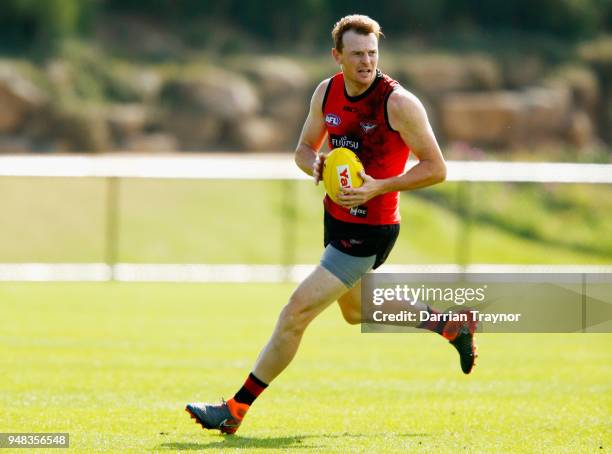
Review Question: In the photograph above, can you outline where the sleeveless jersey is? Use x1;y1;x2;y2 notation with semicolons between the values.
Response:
322;70;410;225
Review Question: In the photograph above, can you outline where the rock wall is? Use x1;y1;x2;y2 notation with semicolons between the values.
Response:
0;50;609;154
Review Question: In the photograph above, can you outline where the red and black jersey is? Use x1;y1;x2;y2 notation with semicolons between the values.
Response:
322;70;410;225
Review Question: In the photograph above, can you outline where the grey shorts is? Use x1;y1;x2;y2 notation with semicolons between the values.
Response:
320;244;376;288
320;212;400;288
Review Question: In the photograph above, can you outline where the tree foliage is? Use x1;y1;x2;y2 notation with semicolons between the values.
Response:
0;0;95;51
0;0;610;53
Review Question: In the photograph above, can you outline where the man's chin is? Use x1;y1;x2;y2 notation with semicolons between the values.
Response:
356;71;375;84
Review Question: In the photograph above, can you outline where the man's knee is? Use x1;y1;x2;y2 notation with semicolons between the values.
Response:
337;291;362;325
339;307;362;325
278;292;315;335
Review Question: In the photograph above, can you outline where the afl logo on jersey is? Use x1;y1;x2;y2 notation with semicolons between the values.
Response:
325;113;341;127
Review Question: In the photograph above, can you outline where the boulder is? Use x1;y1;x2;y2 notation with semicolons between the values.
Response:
503;55;545;88
230;117;286;151
264;96;307;146
398;54;502;93
0;62;47;133
123;133;179;152
566;110;595;149
242;57;309;99
45;60;76;99
239;57;308;143
128;69;163;100
49;104;112;152
107;103;148;142
160;68;262;150
160;68;260;120
464;55;502;90
579;37;612;78
521;86;572;141
545;65;599;113
266;95;306;122
440;92;524;147
578;37;612;142
105;65;164;103
0;135;34;153
162;111;222;150
440;86;573;148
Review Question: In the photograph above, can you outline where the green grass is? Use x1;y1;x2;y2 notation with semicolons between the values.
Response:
0;283;610;453
1;177;611;265
422;182;612;258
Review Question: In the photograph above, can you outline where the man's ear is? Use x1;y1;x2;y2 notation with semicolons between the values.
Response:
331;47;342;65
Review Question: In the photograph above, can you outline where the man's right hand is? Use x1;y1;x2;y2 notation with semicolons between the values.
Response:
312;152;326;185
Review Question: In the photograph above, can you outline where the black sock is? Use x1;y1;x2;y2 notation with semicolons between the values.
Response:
233;372;268;406
417;306;446;335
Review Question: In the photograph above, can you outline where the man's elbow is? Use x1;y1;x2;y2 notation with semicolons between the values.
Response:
294;144;314;174
294;145;307;166
432;161;447;184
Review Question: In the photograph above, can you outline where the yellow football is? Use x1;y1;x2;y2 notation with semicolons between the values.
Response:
322;147;364;204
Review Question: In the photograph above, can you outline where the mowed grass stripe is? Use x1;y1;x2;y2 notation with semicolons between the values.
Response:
1;178;611;264
0;283;610;453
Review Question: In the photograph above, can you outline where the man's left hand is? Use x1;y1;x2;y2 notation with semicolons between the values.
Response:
336;171;383;208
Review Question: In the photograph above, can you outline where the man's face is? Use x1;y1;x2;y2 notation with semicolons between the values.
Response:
333;30;379;87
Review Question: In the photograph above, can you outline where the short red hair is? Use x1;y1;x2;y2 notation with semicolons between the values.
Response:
331;15;383;52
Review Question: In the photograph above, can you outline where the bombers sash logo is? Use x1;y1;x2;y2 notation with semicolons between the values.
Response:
360;121;378;134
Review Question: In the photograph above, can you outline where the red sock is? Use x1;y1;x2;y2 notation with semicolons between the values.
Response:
233;372;268;406
417;306;446;335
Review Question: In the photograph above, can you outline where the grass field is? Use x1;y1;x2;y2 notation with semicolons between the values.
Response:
1;283;610;453
1;178;612;265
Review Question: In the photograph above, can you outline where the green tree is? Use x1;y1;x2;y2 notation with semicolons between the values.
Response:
0;0;94;52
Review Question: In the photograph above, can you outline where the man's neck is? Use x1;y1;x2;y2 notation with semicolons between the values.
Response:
343;70;378;97
344;79;371;97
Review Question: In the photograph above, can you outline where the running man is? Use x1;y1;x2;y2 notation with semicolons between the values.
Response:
186;14;478;435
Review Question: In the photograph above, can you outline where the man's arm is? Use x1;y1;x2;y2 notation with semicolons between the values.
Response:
294;79;329;183
380;89;447;191
337;88;446;208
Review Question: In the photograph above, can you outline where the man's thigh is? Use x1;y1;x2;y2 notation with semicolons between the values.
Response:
337;280;361;315
290;264;351;316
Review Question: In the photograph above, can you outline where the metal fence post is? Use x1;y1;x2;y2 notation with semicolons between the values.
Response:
105;176;120;281
456;181;472;268
281;179;297;281
582;273;587;333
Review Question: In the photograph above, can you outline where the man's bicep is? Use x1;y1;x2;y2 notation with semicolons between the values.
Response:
391;91;442;161
298;111;327;151
297;81;329;151
399;118;440;161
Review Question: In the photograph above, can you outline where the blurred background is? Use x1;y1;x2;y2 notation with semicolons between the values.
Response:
2;4;610;449
1;0;611;271
1;0;611;158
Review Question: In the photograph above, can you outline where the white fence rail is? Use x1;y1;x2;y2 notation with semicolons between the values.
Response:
1;263;612;283
1;153;610;282
1;154;611;183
